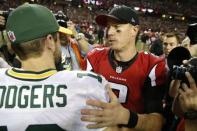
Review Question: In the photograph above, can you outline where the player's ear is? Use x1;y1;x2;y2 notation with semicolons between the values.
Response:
131;25;139;37
133;25;139;32
45;34;56;52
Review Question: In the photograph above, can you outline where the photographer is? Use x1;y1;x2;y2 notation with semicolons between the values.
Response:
171;59;197;131
162;32;181;57
54;10;89;70
186;23;197;57
0;15;11;68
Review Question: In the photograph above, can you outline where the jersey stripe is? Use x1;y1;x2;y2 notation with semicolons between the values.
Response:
86;59;93;71
148;64;157;87
6;68;57;81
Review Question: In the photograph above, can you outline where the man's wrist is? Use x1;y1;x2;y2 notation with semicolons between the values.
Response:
121;108;130;125
118;110;139;128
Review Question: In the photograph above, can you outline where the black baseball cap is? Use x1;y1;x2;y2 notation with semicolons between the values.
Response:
96;5;139;27
186;23;197;45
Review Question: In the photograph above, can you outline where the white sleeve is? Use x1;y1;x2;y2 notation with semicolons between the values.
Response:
0;57;11;68
87;72;109;103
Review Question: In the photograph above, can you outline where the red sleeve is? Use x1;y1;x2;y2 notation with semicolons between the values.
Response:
144;55;168;113
147;54;168;87
155;59;168;86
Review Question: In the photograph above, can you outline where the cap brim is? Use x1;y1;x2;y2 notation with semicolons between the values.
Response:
95;14;121;27
59;26;73;35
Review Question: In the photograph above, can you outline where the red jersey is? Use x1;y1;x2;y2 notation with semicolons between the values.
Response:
84;48;167;113
176;118;185;131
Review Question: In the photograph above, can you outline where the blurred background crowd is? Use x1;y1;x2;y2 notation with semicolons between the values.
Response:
1;0;197;44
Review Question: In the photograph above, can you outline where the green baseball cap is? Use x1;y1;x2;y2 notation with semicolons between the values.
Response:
6;3;73;45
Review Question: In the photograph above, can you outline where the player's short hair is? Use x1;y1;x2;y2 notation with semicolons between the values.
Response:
11;33;58;60
163;32;181;45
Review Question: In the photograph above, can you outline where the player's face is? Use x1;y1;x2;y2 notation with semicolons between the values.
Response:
54;33;62;65
59;33;69;46
106;20;137;51
163;36;178;56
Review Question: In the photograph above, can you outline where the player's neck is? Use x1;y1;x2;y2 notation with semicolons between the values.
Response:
21;53;56;72
114;47;137;62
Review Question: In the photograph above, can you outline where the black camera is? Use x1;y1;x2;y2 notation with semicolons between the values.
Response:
171;57;197;84
54;10;69;28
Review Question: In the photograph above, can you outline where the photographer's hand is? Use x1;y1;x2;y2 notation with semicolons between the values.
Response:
67;20;78;37
178;72;197;112
169;80;181;97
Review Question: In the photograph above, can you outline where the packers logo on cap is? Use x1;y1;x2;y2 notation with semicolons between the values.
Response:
7;31;16;42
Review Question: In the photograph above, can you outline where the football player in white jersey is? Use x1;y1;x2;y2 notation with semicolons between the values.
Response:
0;3;114;131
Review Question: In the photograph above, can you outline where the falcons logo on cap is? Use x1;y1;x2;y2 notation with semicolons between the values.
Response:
7;31;16;42
131;18;135;23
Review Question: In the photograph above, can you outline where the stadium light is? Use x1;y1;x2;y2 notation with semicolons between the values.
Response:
83;0;89;4
88;6;92;10
96;1;102;5
147;9;153;13
141;8;147;12
134;7;140;11
114;4;118;7
90;0;96;4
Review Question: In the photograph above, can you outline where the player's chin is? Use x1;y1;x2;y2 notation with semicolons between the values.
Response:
165;51;169;56
110;45;121;50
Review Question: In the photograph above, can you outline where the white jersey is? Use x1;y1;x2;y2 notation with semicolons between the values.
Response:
0;68;109;131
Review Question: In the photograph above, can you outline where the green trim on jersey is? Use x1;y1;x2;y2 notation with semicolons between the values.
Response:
6;68;57;81
77;72;102;83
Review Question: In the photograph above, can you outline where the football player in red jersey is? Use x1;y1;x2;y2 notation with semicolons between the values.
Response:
81;5;168;131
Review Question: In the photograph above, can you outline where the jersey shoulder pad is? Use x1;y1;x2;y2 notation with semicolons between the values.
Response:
87;47;109;58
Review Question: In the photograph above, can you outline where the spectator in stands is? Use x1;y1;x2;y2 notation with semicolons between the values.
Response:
149;39;164;57
55;11;84;70
97;26;105;44
0;15;12;68
162;32;181;57
80;24;95;45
